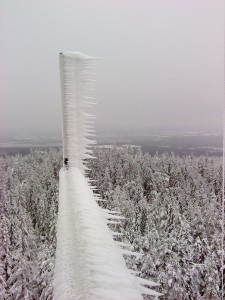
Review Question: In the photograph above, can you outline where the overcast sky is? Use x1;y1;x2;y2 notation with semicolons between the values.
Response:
0;0;224;137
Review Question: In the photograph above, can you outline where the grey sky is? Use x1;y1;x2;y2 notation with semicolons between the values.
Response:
0;0;223;137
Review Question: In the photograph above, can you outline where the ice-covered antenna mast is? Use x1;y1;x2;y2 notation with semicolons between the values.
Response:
59;51;96;169
53;51;162;300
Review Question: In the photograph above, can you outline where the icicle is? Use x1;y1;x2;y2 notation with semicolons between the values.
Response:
129;269;142;275
107;220;121;225
106;214;126;220
111;231;124;237
121;249;143;257
135;276;160;287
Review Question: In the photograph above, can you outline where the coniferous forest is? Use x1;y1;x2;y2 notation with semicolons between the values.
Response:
0;147;222;299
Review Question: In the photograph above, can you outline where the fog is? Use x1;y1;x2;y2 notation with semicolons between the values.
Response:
0;0;223;138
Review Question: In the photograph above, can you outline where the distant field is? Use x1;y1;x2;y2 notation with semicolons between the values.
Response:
97;133;223;156
131;134;223;156
0;146;61;157
0;133;222;157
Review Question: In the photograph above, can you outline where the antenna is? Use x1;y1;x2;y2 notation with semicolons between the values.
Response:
53;51;162;300
59;52;96;170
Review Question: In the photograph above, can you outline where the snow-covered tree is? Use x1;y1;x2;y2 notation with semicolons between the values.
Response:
0;144;222;299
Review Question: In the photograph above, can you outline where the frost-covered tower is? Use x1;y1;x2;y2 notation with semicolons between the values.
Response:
53;51;162;300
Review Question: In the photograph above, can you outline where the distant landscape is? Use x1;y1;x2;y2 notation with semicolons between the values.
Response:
0;132;223;157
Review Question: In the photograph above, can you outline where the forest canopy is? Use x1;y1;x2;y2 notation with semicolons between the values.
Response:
0;147;222;299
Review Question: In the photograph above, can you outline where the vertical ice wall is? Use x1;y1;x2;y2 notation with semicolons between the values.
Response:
53;52;163;300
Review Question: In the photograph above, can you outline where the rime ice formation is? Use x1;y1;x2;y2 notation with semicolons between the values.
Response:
53;52;163;299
